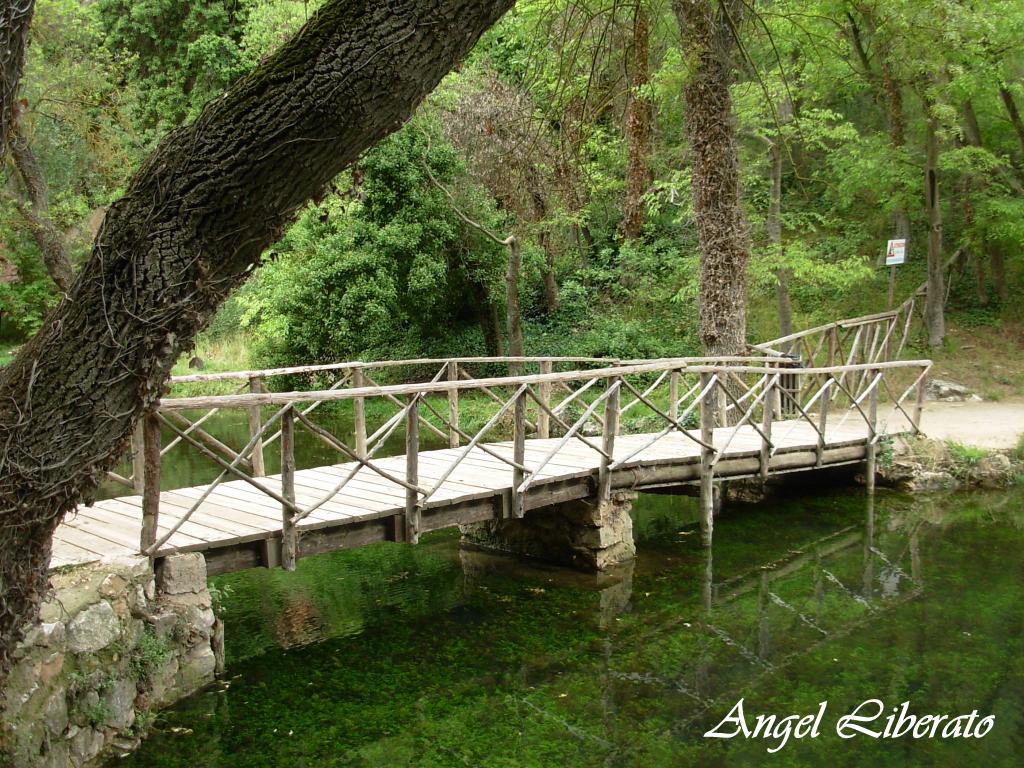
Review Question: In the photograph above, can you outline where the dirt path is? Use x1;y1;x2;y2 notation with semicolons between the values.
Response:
887;398;1024;450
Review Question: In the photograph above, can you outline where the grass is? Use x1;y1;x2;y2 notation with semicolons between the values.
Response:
926;321;1024;401
0;342;17;367
167;333;255;397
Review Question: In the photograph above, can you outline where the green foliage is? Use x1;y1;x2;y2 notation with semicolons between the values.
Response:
130;627;172;684
944;440;989;479
0;244;57;337
82;699;112;728
240;123;509;367
1012;435;1024;464
96;0;250;142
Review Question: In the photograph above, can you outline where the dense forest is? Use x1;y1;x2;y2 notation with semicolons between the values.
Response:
2;0;1023;369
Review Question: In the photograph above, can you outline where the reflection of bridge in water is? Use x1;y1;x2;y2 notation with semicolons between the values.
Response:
459;493;927;749
52;303;933;575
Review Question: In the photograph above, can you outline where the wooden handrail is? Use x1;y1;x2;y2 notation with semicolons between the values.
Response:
132;348;933;561
158;359;931;411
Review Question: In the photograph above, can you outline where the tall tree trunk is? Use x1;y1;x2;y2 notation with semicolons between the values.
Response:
924;111;945;348
961;99;983;147
527;174;558;312
7;124;75;292
768;97;793;338
672;0;750;357
620;3;653;241
999;86;1024;159
0;0;514;683
0;0;35;165
991;244;1008;302
973;249;988;306
506;236;525;374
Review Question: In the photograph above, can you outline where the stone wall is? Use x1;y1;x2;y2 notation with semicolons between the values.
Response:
1;553;223;768
461;492;636;570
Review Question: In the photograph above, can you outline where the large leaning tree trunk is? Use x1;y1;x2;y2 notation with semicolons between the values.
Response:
0;0;35;164
0;0;515;681
672;0;751;357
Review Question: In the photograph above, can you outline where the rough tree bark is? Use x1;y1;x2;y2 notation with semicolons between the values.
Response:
620;3;653;242
0;0;35;165
672;0;750;357
7;124;76;292
924;110;945;348
0;0;515;681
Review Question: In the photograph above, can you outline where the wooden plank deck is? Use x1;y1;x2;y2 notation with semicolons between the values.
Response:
51;419;872;573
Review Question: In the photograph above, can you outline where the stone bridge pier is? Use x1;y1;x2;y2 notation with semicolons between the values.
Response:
460;491;637;571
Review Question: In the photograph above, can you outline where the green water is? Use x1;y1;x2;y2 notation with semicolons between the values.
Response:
108;485;1023;767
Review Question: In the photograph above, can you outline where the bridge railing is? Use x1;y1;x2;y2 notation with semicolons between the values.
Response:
751;251;961;370
108;357;629;494
125;355;930;565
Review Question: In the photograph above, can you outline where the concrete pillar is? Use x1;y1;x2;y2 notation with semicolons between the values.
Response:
460;492;637;571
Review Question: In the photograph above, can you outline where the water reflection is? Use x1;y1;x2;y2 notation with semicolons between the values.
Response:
112;488;1024;767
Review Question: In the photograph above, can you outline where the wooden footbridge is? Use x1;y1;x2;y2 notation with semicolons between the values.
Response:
51;304;931;575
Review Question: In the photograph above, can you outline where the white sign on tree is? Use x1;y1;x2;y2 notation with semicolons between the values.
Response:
885;238;907;266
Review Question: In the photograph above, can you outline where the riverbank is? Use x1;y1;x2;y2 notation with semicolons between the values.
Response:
1;555;223;768
877;433;1023;493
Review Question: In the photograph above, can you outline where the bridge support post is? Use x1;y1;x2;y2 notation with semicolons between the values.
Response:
864;368;879;493
913;373;926;434
670;369;680;422
538;360;553;439
699;372;715;547
247;376;266;477
131;421;146;494
140;412;161;553
447;360;460;448
759;375;775;480
281;406;298;571
405;394;421;543
353;366;368;458
460;492;636;571
597;378;620;501
511;388;527;519
816;376;832;467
